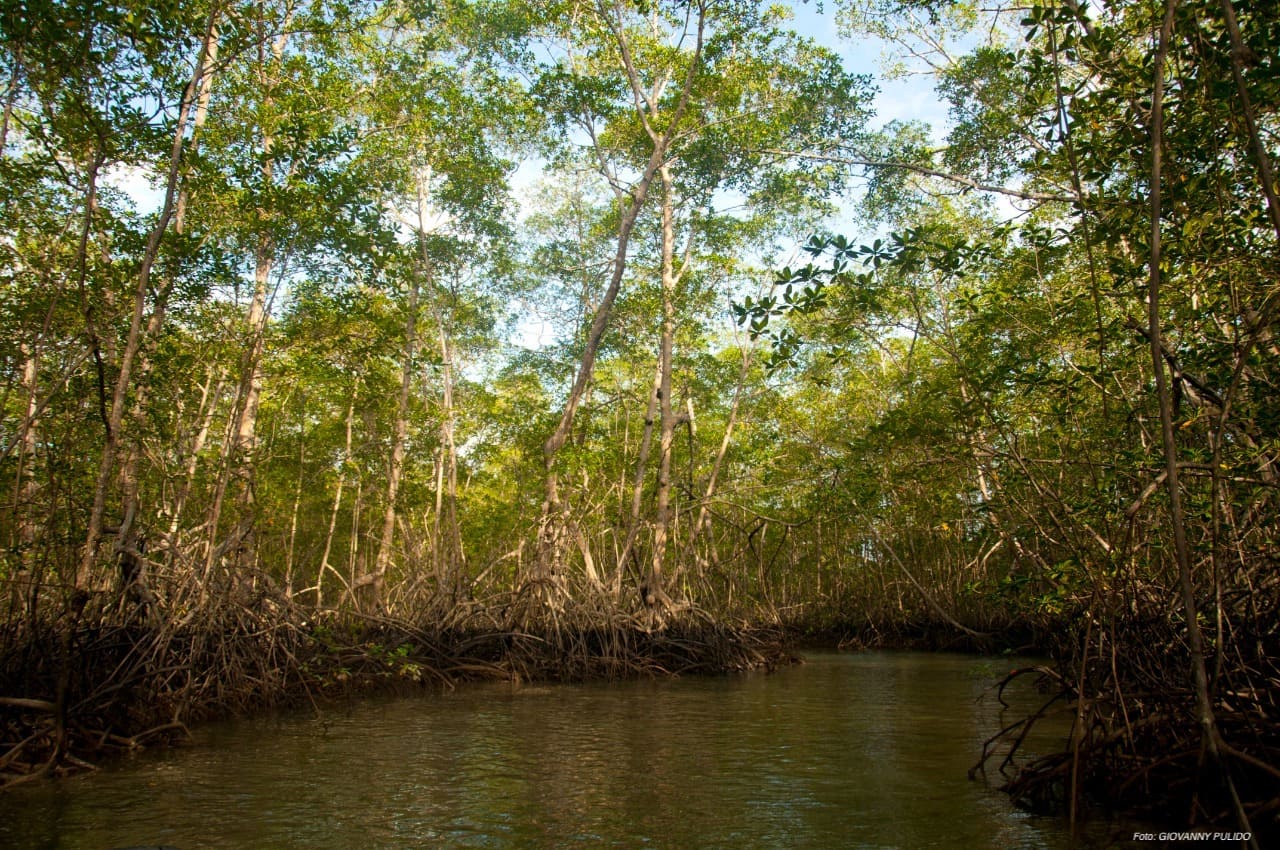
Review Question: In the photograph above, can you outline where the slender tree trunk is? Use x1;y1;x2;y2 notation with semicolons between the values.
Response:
369;265;419;613
644;164;679;616
76;16;215;594
14;346;41;576
203;277;287;593
1;41;21;153
317;386;357;608
347;474;364;600
535;3;707;591
284;435;305;598
167;366;224;572
434;313;465;593
223;6;296;579
175;24;217;236
200;387;241;590
74;156;107;594
685;339;752;562
406;169;466;597
1149;0;1206;745
432;446;445;577
537;187;654;591
227;237;272;575
614;355;663;595
115;301;170;619
1147;6;1252;842
202;253;272;588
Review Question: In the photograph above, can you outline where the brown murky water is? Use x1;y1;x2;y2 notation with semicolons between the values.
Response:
0;651;1138;849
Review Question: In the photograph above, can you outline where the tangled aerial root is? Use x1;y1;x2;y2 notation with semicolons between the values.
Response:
0;595;788;788
969;612;1280;844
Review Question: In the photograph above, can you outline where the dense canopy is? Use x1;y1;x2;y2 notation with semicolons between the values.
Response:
1;0;1278;836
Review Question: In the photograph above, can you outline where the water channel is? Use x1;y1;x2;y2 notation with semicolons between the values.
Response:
1;651;1136;849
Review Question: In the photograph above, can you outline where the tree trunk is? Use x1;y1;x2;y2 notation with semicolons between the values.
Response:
369;255;420;613
13;346;41;578
433;312;465;595
684;338;752;565
317;386;357;608
284;434;306;598
114;301;169;621
228;233;272;576
74;155;107;595
536;184;653;593
614;355;663;596
643;164;679;618
225;12;295;578
1147;5;1251;841
0;41;20;152
534;2;707;592
167;367;223;567
175;24;217;236
347;474;364;601
76;16;216;595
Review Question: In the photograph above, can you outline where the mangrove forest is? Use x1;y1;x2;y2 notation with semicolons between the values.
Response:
1;0;1278;843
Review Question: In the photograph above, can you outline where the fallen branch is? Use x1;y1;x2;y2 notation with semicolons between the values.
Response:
0;697;56;712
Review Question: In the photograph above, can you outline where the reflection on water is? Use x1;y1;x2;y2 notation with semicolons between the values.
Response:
0;652;1133;849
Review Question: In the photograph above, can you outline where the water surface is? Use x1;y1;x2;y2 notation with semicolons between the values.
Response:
1;651;1133;849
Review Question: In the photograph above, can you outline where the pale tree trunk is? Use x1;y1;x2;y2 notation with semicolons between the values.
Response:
175;24;217;236
12;346;41;616
316;386;357;608
684;338;753;566
284;435;305;598
432;312;466;595
368;261;420;613
202;246;272;587
643;164;680;617
118;27;217;607
229;240;272;573
77;16;218;596
200;393;240;589
223;10;294;578
114;301;169;620
535;3;706;594
537;189;652;591
0;41;20;152
166;366;224;573
73;156;106;594
614;355;663;596
150;45;216;606
14;348;40;552
397;168;466;600
432;446;444;575
347;475;364;599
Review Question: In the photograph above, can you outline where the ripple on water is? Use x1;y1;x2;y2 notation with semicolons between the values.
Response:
1;652;1135;850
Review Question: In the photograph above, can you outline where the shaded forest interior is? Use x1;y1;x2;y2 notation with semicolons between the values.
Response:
1;0;1278;840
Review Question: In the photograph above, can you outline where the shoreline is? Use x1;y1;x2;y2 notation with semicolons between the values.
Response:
3;607;1276;844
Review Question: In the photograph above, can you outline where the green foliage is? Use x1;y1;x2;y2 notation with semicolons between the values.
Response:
5;0;1275;649
735;0;1280;638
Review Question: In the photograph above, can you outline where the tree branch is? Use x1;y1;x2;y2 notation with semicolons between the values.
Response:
758;148;1084;204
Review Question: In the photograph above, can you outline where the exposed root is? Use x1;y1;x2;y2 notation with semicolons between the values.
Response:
0;593;787;789
970;606;1280;842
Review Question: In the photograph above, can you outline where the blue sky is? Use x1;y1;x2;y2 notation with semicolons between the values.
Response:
785;0;946;134
505;0;954;347
99;0;954;353
113;1;948;217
